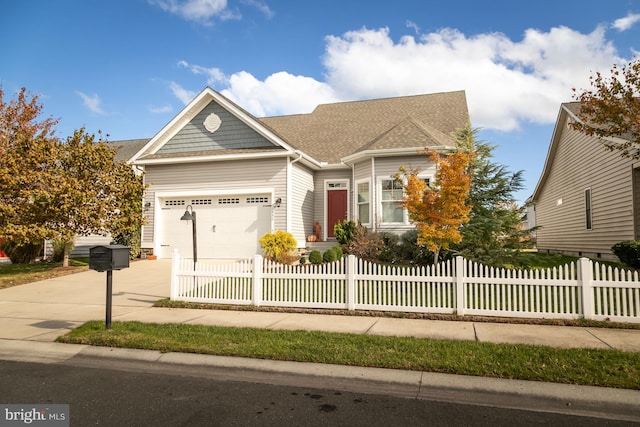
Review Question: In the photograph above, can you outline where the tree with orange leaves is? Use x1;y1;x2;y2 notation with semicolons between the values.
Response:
395;149;473;264
571;59;640;158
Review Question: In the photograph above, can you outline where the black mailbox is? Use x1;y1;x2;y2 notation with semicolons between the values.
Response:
89;245;130;272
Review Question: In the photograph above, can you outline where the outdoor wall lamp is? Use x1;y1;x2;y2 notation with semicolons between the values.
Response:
180;205;197;266
274;198;282;208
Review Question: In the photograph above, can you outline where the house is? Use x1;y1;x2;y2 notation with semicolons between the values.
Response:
529;102;639;261
128;87;469;260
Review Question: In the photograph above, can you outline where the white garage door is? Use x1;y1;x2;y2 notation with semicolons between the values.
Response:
158;195;272;260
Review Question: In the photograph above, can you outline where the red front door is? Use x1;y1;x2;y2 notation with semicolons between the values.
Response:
327;189;348;238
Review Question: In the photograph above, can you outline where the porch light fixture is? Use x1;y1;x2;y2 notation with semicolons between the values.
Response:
274;198;282;208
180;205;197;266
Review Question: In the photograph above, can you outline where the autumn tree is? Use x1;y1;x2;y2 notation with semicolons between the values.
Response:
0;88;145;265
0;88;61;260
396;149;473;264
571;59;640;158
451;125;532;266
50;129;146;265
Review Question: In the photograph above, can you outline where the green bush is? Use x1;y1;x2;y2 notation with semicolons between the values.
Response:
111;229;141;259
259;230;298;264
323;248;337;263
334;220;358;245
308;250;323;264
1;240;42;264
332;246;343;259
299;256;307;265
612;241;640;269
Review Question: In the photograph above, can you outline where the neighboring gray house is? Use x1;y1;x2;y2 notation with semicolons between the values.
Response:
530;102;638;261
128;87;469;260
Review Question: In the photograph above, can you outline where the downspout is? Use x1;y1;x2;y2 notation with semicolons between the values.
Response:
341;160;355;222
286;152;304;241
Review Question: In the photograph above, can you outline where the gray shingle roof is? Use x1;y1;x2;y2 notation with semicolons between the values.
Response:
259;90;468;163
108;138;150;162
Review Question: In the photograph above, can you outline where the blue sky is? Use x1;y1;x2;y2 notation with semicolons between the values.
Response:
2;1;639;203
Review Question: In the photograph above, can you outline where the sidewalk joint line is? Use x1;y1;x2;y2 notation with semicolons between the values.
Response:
584;328;614;349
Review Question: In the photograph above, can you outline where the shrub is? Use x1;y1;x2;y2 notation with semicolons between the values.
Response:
323;248;337;263
334;220;358;245
299;256;307;265
111;229;141;259
612;241;640;269
308;250;323;264
344;224;383;261
1;240;42;264
332;246;343;259
259;230;298;264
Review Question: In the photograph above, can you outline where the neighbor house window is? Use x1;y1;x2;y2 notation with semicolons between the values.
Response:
585;188;592;230
357;181;370;224
381;179;404;223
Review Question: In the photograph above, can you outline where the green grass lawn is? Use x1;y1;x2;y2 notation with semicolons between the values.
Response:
0;258;88;289
57;320;640;390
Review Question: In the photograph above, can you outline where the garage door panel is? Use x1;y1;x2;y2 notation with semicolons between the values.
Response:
159;195;271;260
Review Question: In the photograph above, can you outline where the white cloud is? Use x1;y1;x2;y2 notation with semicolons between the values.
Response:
178;60;228;85
149;0;239;24
169;82;198;104
149;105;173;114
241;0;274;19
75;91;106;115
220;71;340;116
612;12;640;31
172;24;628;131
405;20;420;35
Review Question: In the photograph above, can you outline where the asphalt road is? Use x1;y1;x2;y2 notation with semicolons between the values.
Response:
0;360;636;427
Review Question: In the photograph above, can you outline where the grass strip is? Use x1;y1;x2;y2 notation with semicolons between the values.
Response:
57;321;640;390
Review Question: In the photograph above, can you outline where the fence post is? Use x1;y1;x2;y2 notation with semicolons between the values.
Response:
579;257;594;320
253;255;263;306
455;256;465;316
346;255;356;311
170;249;180;300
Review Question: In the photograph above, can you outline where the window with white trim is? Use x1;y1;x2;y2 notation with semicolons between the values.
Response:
356;180;370;224
380;179;404;223
585;188;592;230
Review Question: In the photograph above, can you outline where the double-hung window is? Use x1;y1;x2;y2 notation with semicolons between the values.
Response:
356;181;370;224
381;179;404;223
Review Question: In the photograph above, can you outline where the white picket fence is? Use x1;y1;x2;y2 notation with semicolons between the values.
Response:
170;251;640;323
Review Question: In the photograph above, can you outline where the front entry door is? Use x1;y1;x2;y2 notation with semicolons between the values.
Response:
327;189;348;238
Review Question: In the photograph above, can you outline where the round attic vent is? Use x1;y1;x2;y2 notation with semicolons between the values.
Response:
203;113;222;133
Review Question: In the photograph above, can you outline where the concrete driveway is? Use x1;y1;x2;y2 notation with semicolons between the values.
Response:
0;259;171;341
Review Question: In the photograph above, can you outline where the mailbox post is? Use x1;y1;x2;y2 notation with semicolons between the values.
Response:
89;245;130;329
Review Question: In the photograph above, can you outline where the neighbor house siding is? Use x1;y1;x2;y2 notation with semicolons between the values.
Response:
535;119;634;260
141;158;288;248
157;101;275;154
290;163;315;246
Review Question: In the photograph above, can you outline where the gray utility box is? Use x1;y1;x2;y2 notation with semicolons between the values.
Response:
89;245;130;272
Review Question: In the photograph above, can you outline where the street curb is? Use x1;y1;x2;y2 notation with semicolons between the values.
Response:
1;338;639;419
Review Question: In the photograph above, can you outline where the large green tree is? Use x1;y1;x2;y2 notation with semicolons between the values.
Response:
571;59;640;158
0;88;145;265
452;124;532;265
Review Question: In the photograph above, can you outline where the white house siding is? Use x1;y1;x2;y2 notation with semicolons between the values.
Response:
290;163;315;246
373;155;436;235
141;157;288;255
535;121;635;260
